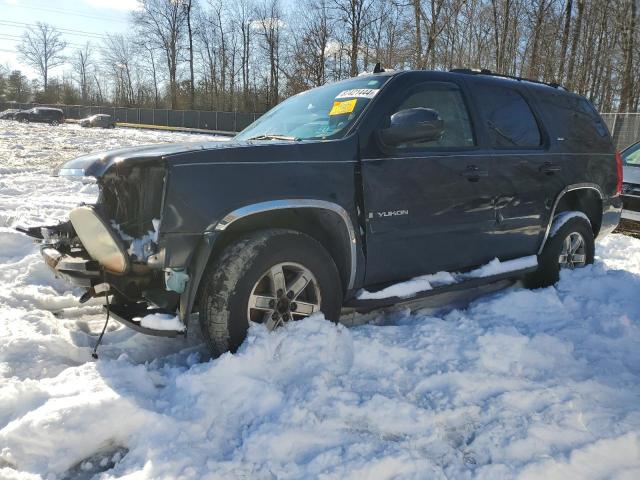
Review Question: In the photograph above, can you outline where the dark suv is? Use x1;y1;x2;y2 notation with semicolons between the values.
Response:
15;107;65;126
21;69;622;356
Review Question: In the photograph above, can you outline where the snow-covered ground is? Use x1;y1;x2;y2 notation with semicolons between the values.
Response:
1;120;640;479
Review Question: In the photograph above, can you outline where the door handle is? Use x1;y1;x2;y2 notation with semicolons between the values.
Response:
540;162;562;175
461;165;489;182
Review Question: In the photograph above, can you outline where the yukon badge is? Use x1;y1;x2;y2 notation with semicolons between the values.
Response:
369;210;409;219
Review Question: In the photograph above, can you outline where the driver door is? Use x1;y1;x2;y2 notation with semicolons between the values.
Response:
361;81;500;286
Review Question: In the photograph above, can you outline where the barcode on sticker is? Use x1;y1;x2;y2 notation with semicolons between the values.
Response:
335;89;379;99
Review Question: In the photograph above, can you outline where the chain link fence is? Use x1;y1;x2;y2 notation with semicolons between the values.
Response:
601;113;640;150
2;101;639;148
0;101;262;134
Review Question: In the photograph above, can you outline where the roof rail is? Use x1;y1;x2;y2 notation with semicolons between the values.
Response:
449;68;565;90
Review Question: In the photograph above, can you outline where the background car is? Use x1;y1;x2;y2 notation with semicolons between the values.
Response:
0;108;22;120
15;107;65;126
79;114;115;129
620;141;640;230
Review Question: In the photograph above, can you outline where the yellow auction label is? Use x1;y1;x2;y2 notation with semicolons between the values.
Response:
329;99;357;116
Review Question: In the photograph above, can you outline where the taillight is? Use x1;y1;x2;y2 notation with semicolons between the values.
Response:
615;150;623;195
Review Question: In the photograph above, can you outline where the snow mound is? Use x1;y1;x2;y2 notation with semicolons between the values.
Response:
1;121;640;479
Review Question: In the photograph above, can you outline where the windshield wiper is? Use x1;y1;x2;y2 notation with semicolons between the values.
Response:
246;134;300;141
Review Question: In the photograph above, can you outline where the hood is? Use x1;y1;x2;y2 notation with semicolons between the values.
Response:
58;140;237;178
57;136;351;179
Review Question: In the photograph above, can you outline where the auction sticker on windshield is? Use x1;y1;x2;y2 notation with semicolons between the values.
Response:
335;88;379;99
330;99;357;116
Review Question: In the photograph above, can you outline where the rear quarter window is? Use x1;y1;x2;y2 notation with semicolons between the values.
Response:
536;92;611;152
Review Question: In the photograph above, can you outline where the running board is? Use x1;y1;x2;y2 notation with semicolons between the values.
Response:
344;266;537;312
106;303;185;338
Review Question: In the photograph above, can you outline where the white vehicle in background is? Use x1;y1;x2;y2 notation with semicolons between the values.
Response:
79;114;116;129
621;141;640;222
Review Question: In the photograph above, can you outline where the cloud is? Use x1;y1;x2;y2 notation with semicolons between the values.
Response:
83;0;141;11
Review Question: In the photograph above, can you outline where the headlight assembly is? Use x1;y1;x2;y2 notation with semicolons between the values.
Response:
69;206;130;274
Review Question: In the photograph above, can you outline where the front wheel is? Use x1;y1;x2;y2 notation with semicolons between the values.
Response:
526;215;594;288
199;229;343;356
50;120;59;126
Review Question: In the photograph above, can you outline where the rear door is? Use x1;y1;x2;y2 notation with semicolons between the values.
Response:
361;79;501;285
471;82;554;258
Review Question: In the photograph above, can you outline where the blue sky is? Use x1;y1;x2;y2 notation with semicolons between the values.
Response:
0;0;138;77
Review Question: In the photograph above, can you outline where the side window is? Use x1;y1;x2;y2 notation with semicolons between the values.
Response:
475;85;542;147
624;143;640;166
388;82;475;148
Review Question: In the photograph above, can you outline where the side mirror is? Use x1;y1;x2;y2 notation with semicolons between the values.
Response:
379;108;444;146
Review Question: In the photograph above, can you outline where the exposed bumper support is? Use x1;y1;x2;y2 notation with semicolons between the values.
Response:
107;303;185;338
41;246;101;288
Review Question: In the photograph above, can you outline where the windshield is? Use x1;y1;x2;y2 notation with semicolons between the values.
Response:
623;142;640;166
235;76;391;141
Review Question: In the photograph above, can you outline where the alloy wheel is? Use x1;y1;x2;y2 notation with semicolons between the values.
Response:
247;262;321;330
558;231;587;269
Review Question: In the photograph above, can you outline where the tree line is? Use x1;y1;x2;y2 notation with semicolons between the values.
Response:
0;0;638;114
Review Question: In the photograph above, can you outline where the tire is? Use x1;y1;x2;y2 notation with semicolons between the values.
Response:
526;216;594;288
199;228;343;356
50;120;59;126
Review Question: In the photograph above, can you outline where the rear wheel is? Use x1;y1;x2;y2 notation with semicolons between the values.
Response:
50;120;59;126
199;229;343;356
526;216;594;288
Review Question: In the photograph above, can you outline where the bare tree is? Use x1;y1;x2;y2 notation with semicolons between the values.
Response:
134;0;187;109
254;0;283;106
556;0;572;81
331;0;375;76
17;22;67;91
102;34;137;105
618;0;636;112
183;0;196;109
72;43;93;103
233;0;254;109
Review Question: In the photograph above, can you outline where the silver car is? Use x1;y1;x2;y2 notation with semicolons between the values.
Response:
79;114;115;129
621;141;640;222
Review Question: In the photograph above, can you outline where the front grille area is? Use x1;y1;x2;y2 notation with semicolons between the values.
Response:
98;166;165;238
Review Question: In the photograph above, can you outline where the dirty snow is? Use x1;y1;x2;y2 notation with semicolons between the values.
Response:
1;120;640;479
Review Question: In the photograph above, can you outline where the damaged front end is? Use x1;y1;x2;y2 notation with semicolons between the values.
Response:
19;155;186;337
